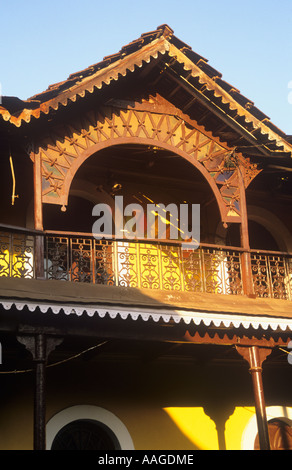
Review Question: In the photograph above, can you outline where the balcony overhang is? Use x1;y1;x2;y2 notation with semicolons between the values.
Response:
2;299;292;334
1;277;292;333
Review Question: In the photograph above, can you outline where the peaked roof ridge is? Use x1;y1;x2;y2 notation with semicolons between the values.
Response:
1;24;291;154
29;25;172;102
29;24;213;104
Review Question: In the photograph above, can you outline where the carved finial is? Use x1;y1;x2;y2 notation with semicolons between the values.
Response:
157;24;174;38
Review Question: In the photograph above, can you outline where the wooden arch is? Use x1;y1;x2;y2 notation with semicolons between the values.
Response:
31;95;261;229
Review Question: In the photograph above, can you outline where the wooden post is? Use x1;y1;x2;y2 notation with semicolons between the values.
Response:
33;152;45;279
238;166;254;297
34;334;47;450
35;234;45;279
33;152;43;232
17;333;63;450
236;345;272;450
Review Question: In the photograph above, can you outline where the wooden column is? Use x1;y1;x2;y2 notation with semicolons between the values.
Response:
238;166;254;297
33;152;43;232
17;333;63;450
34;334;47;450
33;152;45;279
236;345;272;450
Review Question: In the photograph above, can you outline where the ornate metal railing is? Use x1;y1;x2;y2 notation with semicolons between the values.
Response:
0;227;291;300
0;229;35;279
251;251;292;300
44;235;243;295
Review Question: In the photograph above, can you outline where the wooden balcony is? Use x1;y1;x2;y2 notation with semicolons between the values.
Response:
0;226;292;301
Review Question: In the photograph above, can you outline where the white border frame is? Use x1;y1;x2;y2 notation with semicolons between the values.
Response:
46;405;135;450
241;406;292;450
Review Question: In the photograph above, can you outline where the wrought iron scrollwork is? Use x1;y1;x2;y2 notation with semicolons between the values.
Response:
94;240;115;285
251;252;292;300
45;237;69;280
1;230;291;302
44;235;245;296
0;231;34;278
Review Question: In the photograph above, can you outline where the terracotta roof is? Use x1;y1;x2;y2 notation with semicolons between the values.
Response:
1;24;291;156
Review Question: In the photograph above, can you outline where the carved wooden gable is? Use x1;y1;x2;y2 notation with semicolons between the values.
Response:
31;93;260;224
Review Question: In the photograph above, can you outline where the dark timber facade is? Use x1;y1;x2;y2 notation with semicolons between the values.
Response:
0;25;292;450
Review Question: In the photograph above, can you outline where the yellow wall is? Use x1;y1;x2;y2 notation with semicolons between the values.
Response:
0;355;291;450
164;406;256;450
1;386;292;451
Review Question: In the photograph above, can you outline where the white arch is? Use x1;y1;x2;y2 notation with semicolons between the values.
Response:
46;405;135;450
241;406;292;450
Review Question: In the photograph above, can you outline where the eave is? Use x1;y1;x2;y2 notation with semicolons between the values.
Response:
1;277;292;334
2;300;292;334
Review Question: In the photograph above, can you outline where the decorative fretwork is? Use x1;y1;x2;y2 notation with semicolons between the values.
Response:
139;243;161;290
116;241;139;288
181;248;242;295
251;252;292;300
94;240;115;285
45;236;69;281
0;231;34;278
203;248;242;295
2;230;291;301
44;235;244;295
32;97;261;221
182;249;203;292
161;245;182;291
70;238;92;283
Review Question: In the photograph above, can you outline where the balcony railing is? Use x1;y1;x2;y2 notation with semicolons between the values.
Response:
0;227;292;301
45;234;244;295
0;228;35;279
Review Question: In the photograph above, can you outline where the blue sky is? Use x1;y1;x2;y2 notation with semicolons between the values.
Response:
1;0;292;134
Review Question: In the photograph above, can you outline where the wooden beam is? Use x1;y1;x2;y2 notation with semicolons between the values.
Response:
163;65;272;157
16;321;292;349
